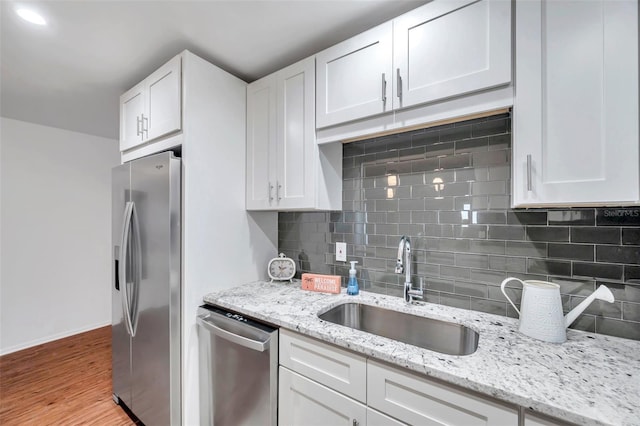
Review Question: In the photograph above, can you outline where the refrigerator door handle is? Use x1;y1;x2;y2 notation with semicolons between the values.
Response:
129;202;142;337
119;202;135;337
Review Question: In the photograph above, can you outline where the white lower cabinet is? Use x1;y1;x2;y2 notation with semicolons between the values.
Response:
367;360;518;426
279;367;367;426
278;330;520;426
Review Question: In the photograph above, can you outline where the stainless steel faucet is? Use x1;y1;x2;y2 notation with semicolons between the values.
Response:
395;236;423;303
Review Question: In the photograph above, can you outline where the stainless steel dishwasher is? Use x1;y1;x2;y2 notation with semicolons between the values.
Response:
197;305;278;426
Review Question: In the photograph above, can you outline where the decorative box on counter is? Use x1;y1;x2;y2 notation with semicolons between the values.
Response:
301;273;342;294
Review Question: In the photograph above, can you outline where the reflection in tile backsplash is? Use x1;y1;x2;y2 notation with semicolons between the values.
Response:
278;113;640;340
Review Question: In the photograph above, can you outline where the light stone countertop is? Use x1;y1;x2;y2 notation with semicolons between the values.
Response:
203;281;640;426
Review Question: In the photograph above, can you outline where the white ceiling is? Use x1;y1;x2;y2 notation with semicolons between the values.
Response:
0;0;427;139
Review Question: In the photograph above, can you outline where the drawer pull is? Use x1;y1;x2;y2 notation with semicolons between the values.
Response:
381;73;387;105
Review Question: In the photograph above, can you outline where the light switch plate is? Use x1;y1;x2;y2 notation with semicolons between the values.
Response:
336;242;347;262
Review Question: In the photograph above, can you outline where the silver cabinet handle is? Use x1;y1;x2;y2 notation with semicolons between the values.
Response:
396;68;402;101
136;116;142;137
381;73;387;105
352;420;358;426
268;182;274;204
141;114;149;138
526;154;532;191
277;182;282;202
197;315;269;352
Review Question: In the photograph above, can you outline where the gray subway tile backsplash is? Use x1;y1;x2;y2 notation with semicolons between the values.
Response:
596;245;640;265
571;227;620;245
278;113;640;341
622;228;640;245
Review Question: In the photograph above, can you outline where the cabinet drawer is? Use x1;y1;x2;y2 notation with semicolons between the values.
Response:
279;329;366;402
278;367;366;426
367;360;518;426
367;407;406;426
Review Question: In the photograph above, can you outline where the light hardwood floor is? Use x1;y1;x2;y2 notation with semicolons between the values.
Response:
0;326;135;425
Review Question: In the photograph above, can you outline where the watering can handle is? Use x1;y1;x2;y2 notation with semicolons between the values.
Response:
500;277;524;316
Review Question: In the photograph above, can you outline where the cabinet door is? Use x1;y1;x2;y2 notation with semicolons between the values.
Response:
367;360;518;426
246;75;277;210
393;0;511;110
278;367;366;426
316;22;393;128
145;55;182;142
120;84;145;151
513;0;639;206
276;57;316;209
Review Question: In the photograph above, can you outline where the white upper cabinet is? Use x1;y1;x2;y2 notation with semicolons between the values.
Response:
276;58;316;209
513;0;639;207
393;0;511;109
246;75;277;209
120;84;145;151
246;57;342;211
120;55;182;152
316;0;511;130
145;58;181;141
316;22;393;128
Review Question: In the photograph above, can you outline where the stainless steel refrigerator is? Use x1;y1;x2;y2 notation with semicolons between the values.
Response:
112;151;181;425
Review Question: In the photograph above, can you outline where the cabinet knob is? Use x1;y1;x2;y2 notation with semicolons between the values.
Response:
352;420;358;426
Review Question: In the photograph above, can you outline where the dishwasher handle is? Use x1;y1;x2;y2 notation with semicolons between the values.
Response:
197;315;270;352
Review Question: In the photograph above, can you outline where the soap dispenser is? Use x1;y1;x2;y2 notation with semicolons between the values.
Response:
347;261;359;295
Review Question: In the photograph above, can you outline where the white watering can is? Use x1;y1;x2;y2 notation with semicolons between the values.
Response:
500;278;615;343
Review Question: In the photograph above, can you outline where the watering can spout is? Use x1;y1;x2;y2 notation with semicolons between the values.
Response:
564;285;615;328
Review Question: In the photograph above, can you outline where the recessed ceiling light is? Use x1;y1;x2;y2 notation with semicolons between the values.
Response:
16;8;47;26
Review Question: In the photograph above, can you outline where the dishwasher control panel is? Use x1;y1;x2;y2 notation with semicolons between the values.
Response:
199;304;277;333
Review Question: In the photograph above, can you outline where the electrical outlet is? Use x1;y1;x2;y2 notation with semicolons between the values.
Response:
336;242;347;262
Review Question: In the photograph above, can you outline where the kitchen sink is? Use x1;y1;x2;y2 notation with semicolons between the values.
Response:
318;303;479;356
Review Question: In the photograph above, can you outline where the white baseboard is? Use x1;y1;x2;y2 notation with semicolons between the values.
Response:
0;321;112;356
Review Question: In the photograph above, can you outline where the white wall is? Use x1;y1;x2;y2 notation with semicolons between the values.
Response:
0;117;120;355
